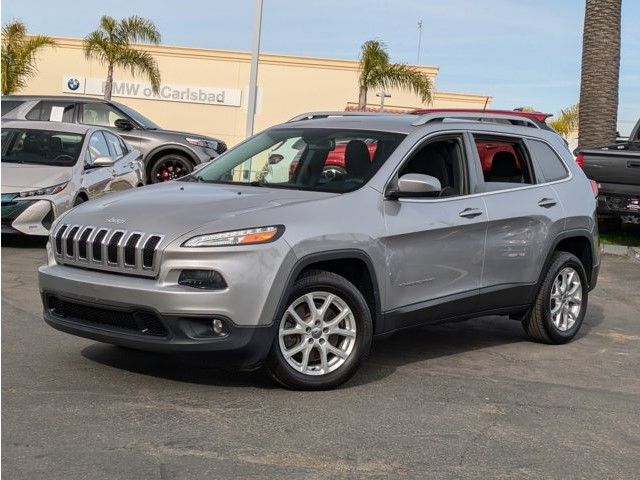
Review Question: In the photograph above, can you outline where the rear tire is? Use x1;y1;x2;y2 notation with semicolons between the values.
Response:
266;270;373;390
73;196;85;207
522;252;588;344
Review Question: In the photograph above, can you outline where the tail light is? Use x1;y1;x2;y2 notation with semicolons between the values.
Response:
575;153;585;168
590;179;599;197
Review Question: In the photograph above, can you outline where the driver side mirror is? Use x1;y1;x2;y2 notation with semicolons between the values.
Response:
91;156;115;168
387;173;441;198
114;118;134;131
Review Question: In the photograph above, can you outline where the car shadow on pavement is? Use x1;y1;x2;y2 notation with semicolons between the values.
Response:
1;234;48;248
81;345;279;389
80;305;606;390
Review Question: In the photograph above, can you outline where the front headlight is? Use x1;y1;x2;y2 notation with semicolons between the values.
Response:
182;225;284;247
18;182;68;198
186;137;219;151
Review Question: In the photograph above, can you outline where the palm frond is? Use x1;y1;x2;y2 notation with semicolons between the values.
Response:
549;104;579;138
1;21;55;94
83;30;111;63
114;47;161;92
357;39;432;108
118;16;161;44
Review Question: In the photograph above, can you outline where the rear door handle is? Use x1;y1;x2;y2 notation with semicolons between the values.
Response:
538;198;557;208
628;161;640;168
459;207;483;219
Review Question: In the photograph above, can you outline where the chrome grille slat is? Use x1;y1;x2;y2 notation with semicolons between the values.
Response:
52;224;163;278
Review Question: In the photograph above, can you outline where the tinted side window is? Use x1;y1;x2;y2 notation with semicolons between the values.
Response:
527;139;568;183
472;135;534;191
399;136;466;197
85;131;111;167
25;101;75;122
104;131;124;159
1;100;23;116
81;103;127;127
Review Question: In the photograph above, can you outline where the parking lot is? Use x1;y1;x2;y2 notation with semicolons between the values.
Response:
2;237;639;479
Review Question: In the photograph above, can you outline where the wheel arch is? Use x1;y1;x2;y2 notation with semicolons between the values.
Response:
277;249;383;334
144;145;198;179
540;230;595;288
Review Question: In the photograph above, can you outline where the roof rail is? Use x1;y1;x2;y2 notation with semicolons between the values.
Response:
411;111;541;128
287;111;391;122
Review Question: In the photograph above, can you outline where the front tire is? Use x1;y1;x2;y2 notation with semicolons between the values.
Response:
149;154;193;183
523;252;588;344
266;270;373;390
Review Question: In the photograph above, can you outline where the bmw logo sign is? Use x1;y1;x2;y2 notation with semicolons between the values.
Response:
67;78;80;91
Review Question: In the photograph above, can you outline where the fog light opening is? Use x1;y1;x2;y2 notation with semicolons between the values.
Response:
212;318;225;335
178;269;227;290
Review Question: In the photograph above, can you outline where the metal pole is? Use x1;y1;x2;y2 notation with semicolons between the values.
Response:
245;0;263;138
417;20;423;64
376;91;391;112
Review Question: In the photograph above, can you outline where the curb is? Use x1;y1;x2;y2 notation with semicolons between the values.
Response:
601;244;640;263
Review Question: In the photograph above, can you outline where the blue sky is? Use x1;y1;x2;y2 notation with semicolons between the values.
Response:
3;0;639;134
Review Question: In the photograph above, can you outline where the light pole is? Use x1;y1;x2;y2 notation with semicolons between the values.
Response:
246;0;263;138
417;20;423;64
376;91;391;112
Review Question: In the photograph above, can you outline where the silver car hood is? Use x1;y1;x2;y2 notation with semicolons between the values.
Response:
62;182;336;239
1;163;72;192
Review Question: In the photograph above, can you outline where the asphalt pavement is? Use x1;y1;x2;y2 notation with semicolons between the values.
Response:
2;236;639;479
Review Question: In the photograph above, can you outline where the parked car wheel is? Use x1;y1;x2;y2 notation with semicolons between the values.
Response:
73;196;85;207
266;270;373;390
150;154;193;183
523;252;588;344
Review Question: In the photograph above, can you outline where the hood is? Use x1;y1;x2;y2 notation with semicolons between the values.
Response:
1;163;72;192
61;182;336;240
144;128;219;141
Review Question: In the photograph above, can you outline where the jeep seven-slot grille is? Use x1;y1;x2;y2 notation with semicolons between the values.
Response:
53;224;163;277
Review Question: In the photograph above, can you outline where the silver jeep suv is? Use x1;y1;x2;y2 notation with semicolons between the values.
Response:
39;111;600;390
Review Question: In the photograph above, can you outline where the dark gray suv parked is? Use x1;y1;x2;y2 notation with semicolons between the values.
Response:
39;111;599;390
2;95;226;183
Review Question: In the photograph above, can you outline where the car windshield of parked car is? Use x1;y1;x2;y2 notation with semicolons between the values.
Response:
1;128;84;167
188;128;405;193
113;102;160;129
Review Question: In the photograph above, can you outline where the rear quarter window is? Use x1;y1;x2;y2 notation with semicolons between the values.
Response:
26;101;75;122
527;139;568;183
1;100;23;116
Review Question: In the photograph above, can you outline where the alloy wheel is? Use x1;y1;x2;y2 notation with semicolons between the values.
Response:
549;267;582;332
278;291;357;376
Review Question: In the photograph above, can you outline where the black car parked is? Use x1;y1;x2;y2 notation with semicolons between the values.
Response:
2;95;227;183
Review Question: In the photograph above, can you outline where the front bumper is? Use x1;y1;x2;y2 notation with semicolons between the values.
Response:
42;292;275;367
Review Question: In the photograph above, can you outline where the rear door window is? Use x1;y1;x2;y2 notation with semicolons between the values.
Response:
526;139;568;183
472;135;535;191
25;101;75;122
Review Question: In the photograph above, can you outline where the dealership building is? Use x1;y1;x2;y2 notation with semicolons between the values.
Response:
21;36;492;146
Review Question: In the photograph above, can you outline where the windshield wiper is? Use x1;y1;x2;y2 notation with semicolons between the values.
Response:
249;180;267;187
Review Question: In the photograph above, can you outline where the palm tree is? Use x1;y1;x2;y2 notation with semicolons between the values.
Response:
578;0;622;148
549;104;579;138
1;21;55;95
83;15;161;101
357;40;432;111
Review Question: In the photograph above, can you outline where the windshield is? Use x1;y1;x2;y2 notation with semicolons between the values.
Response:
113;102;160;129
188;128;405;193
1;128;84;166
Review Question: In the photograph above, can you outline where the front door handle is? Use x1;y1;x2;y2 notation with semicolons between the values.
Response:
459;207;483;219
628;160;640;168
538;197;557;208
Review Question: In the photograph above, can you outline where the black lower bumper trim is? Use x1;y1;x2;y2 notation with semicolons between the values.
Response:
42;293;276;368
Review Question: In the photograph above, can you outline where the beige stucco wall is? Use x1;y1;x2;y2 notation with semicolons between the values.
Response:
19;36;492;146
